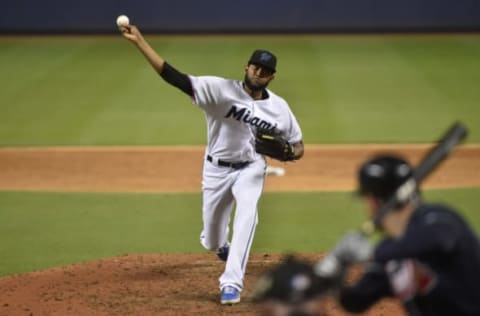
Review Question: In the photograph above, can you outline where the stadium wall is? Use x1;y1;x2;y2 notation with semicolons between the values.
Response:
1;0;479;33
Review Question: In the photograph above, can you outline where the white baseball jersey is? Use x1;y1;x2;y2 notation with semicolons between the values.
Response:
189;75;302;161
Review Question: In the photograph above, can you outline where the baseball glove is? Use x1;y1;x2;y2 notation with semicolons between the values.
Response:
255;128;295;161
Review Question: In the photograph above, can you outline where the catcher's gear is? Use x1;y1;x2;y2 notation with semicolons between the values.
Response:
253;255;330;304
255;128;295;161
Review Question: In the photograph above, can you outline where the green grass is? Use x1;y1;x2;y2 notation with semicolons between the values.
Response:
0;34;479;278
1;188;479;276
0;34;479;146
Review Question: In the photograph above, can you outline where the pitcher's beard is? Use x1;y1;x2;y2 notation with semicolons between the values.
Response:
244;74;269;92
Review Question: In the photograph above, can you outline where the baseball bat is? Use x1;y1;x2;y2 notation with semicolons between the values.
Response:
361;121;468;234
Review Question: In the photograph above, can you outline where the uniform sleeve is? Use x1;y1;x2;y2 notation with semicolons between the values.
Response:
188;75;227;109
287;111;302;144
282;102;302;144
160;62;193;97
339;263;393;313
375;209;461;263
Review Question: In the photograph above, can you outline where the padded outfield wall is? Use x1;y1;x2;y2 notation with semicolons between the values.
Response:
1;0;480;33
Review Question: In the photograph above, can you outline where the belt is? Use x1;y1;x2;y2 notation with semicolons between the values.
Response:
207;155;250;170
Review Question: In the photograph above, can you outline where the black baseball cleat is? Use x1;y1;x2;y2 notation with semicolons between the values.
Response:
216;242;230;262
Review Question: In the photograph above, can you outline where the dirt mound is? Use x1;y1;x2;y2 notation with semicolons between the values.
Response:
0;253;404;316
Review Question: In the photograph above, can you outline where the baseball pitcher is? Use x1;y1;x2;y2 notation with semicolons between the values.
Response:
118;24;304;304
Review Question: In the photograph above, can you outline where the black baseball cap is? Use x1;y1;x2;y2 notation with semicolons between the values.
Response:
248;49;277;73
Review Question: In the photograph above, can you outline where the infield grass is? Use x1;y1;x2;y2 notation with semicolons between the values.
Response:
0;34;479;146
1;188;479;276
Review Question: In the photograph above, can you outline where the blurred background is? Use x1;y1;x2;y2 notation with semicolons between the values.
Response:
0;0;479;279
2;0;480;34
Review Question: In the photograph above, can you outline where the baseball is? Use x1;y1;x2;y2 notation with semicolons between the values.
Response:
116;15;130;27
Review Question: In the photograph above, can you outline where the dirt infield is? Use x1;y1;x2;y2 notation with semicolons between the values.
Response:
0;144;479;193
0;144;478;315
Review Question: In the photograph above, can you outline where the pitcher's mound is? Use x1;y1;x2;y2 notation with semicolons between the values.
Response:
0;253;404;315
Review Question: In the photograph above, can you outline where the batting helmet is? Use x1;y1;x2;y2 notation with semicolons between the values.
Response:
358;155;413;201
